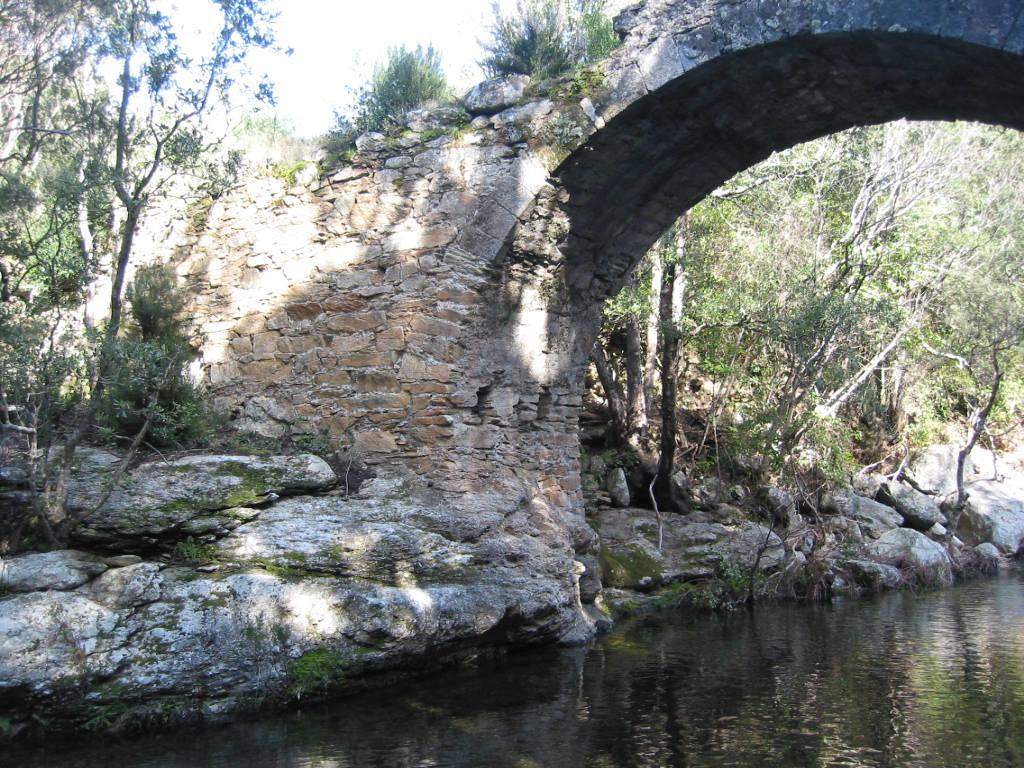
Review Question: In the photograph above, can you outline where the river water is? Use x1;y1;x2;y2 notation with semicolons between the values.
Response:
14;571;1024;768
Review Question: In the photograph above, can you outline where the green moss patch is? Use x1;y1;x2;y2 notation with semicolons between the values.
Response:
286;649;348;700
599;545;664;590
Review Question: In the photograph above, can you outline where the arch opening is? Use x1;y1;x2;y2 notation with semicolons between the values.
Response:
551;31;1024;302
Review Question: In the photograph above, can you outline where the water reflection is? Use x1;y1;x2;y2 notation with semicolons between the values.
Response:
14;572;1024;768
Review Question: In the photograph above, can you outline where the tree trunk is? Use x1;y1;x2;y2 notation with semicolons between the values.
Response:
953;362;1004;525
657;260;678;490
592;339;628;440
656;219;688;493
624;320;647;436
883;358;907;434
643;251;663;428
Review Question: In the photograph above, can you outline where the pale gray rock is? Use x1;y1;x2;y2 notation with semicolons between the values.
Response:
851;471;884;500
82;562;163;609
846;559;903;590
594;507;784;588
354;132;386;153
958;482;1024;554
669;470;690;508
691;476;726;509
214;496;476;582
0;531;583;731
69;454;336;547
762;487;796;526
0;550;107;593
104;554;143;567
606;467;630;507
974;542;1002;562
491;99;554;128
464;75;530;114
0;591;125;694
669;470;688;494
822;490;903;539
0;466;28;487
974;541;1001;557
877;481;945;531
405;105;468;131
866;528;953;586
46;445;121;476
907;444;993;496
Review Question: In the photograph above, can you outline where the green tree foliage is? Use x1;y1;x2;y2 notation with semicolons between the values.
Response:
0;0;276;548
687;122;1024;475
479;0;618;80
97;264;211;448
596;121;1024;488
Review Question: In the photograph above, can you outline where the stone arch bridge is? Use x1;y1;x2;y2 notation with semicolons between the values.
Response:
181;0;1024;628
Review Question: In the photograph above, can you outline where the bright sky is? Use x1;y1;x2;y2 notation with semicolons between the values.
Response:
250;0;513;137
166;0;630;138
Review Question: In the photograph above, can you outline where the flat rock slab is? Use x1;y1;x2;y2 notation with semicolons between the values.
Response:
214;498;477;583
69;454;336;547
0;550;108;593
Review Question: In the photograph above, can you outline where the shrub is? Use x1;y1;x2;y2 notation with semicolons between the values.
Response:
355;45;452;134
96;264;213;448
173;536;217;564
479;0;618;80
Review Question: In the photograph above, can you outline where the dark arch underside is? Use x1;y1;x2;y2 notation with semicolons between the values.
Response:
558;32;1024;298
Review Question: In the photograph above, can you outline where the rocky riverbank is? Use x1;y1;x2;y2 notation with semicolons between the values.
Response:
0;449;594;741
587;444;1022;618
1;443;1022;741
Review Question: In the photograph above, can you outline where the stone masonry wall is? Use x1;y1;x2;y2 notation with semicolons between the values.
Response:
174;105;597;544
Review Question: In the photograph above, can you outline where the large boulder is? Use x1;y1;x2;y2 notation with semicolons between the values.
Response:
822;490;904;539
463;75;530;114
958;481;1024;554
605;467;631;507
594;506;784;589
907;444;993;496
68;454;337;548
866;528;953;586
762;487;797;527
876;480;945;531
0;479;594;736
845;559;903;591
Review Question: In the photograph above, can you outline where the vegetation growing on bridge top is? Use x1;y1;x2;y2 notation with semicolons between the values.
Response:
479;0;618;80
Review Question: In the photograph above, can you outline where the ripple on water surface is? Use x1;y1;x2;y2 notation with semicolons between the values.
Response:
12;571;1024;768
